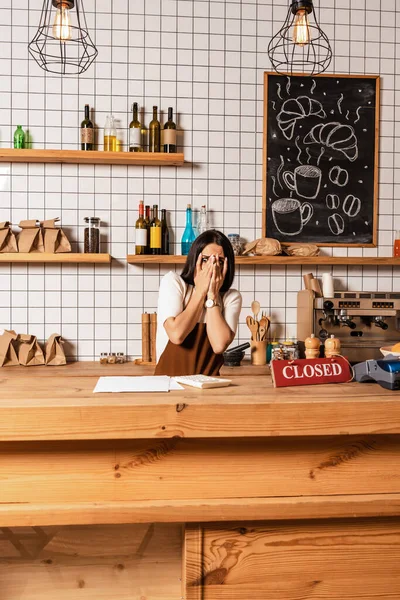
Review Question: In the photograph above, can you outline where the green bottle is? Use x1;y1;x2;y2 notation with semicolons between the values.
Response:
14;125;25;149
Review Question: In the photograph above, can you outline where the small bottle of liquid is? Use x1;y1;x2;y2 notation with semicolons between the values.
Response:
81;104;93;151
394;230;400;257
104;115;117;151
181;204;196;256
144;205;151;254
129;102;142;152
163;107;176;153
149;106;160;152
150;205;162;255
14;125;25;149
161;208;170;255
198;205;208;235
135;200;147;255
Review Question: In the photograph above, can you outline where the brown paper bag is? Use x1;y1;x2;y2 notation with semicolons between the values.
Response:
41;218;72;254
0;330;19;367
242;238;282;256
17;333;45;366
0;222;18;253
45;333;67;366
17;220;44;253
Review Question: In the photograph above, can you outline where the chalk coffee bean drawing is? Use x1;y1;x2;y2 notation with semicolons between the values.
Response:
326;194;340;210
329;166;349;187
277;96;326;140
272;198;313;236
343;194;361;217
303;122;358;162
328;213;345;236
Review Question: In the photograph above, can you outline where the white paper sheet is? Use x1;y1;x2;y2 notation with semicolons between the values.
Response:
93;376;183;393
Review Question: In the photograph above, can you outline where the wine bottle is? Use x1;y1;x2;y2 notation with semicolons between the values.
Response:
13;125;25;149
198;205;208;235
163;107;176;153
135;201;147;255
181;204;196;256
144;205;151;254
129;102;142;153
150;205;162;255
104;114;117;152
161;209;170;255
149;106;160;153
81;104;93;151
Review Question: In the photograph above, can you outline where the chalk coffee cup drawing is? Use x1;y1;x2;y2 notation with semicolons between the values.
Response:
272;198;313;236
283;165;322;200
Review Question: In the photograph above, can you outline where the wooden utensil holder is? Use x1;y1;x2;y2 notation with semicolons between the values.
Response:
251;340;267;366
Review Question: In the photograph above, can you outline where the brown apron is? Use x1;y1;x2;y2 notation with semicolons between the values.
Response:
154;322;224;377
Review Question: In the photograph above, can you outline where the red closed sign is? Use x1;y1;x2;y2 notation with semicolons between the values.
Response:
271;356;352;388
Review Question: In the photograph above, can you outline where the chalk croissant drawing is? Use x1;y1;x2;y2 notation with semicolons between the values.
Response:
277;96;326;141
329;165;349;187
303;122;358;162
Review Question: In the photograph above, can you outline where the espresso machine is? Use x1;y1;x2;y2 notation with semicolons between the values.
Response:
297;290;400;363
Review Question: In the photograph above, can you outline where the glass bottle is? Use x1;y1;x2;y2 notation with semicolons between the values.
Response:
14;125;25;149
149;106;160;152
150;205;162;255
394;230;400;257
144;205;151;254
181;204;196;256
129;102;142;152
135;200;147;255
84;217;100;253
198;205;208;235
104;115;117;152
81;104;93;151
161;208;170;255
163;107;176;153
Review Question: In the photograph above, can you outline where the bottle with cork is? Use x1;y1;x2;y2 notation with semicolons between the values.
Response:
304;334;320;359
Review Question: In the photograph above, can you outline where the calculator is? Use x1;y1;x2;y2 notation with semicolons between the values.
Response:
173;374;232;389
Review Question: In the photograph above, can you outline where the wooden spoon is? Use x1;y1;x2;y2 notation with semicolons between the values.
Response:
246;316;259;341
259;325;267;341
251;300;260;322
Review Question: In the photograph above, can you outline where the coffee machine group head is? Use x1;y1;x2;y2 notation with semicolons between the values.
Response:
297;289;400;362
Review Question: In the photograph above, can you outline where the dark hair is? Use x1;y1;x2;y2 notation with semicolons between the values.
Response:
181;230;235;293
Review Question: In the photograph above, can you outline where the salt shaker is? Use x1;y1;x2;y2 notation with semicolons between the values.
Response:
305;334;320;359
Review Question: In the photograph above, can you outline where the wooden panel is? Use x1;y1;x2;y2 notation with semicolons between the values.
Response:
0;253;111;263
186;520;400;599
127;254;400;265
0;523;182;599
1;372;400;440
1;436;400;505
0;148;184;166
2;494;400;528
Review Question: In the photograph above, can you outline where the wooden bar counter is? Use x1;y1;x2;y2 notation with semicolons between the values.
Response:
1;362;400;599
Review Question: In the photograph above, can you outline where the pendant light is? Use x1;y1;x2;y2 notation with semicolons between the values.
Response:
28;0;98;75
268;1;332;76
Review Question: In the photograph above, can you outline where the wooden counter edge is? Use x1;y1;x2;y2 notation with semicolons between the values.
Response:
1;494;400;527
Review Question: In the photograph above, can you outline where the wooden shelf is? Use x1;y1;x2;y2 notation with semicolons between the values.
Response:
0;253;111;263
0;148;184;167
127;254;400;266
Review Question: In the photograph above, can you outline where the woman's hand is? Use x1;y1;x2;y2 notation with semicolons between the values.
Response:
208;257;227;299
194;252;214;297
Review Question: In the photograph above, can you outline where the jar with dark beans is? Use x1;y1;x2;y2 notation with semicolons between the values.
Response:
84;217;100;253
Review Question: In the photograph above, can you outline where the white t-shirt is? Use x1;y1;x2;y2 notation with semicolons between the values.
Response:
156;271;242;362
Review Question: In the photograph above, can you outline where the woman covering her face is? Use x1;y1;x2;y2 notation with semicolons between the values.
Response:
155;230;242;376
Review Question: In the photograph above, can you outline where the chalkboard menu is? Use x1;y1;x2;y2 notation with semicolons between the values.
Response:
263;73;379;246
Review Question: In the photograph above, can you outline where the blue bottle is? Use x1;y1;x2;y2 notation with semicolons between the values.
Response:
181;204;196;255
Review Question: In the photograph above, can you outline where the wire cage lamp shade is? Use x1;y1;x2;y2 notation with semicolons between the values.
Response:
268;0;332;76
28;0;98;75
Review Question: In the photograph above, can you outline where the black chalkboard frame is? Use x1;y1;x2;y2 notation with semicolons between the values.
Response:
262;72;380;247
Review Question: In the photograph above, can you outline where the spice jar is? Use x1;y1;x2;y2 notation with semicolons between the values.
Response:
324;334;341;358
116;352;126;364
107;352;117;364
305;333;320;359
84;217;100;253
228;233;242;256
99;352;108;364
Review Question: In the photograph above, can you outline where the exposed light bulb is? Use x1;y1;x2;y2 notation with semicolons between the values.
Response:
52;4;72;40
293;9;311;46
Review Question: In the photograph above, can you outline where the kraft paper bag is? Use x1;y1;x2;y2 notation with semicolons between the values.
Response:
17;220;44;253
41;218;72;254
45;333;67;366
17;333;45;367
0;222;18;253
0;330;19;367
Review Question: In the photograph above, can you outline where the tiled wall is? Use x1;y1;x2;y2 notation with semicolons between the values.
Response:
0;0;399;360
